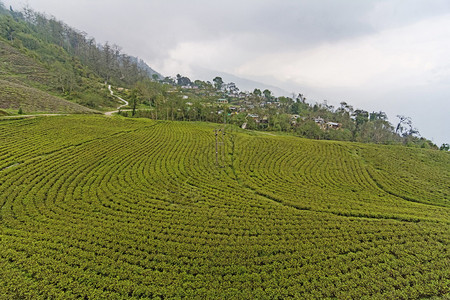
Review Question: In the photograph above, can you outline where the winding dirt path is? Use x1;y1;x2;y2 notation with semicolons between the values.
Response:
105;85;129;116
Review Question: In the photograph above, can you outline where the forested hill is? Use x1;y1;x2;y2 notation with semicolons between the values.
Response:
0;1;160;114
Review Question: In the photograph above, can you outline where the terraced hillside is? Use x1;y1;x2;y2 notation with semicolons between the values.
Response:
0;116;449;299
0;38;53;89
0;79;97;114
0;37;121;114
0;40;101;114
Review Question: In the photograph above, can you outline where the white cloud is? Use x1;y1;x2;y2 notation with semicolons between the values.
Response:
154;32;277;77
235;13;450;89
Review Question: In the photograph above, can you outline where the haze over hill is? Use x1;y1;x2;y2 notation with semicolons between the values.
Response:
192;66;290;97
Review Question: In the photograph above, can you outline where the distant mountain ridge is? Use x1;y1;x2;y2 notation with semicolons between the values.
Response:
192;66;290;96
132;56;162;79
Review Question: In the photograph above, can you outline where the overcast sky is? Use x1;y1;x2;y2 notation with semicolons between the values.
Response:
5;0;450;145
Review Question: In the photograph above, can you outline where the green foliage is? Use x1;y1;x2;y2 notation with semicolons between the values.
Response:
0;116;448;298
295;119;324;139
213;76;223;90
0;4;158;112
360;144;450;207
0;79;97;113
125;78;436;148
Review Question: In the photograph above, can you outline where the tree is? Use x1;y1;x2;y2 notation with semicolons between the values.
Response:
253;88;262;98
130;89;139;116
440;143;449;151
263;89;272;100
227;82;239;95
396;115;419;137
338;102;353;114
163;76;175;85
296;120;323;140
270;113;290;132
395;115;411;135
358;119;396;144
369;111;387;121
353;109;369;126
176;74;191;86
52;61;76;93
4;16;15;41
213;76;223;90
296;93;306;103
278;96;294;113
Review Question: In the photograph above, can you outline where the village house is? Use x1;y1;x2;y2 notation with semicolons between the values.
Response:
259;117;269;124
238;92;248;99
291;114;301;125
314;117;325;124
229;107;239;115
326;122;342;129
247;113;259;120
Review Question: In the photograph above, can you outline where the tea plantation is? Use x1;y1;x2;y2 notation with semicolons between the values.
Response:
0;116;448;299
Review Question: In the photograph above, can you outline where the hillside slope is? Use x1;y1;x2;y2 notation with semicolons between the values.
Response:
0;116;448;299
0;38;52;88
0;36;110;114
0;35;120;113
0;79;97;114
0;4;160;113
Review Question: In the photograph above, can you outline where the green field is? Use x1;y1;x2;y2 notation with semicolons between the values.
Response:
0;116;449;299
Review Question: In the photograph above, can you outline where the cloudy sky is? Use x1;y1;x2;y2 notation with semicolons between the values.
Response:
5;0;450;145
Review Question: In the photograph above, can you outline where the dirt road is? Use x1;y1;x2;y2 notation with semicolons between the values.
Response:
105;85;129;116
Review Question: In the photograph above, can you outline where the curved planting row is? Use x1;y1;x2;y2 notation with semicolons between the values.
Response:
0;116;448;299
359;144;450;207
233;135;449;222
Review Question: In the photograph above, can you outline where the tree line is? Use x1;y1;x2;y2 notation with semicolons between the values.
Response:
122;75;445;150
0;2;154;92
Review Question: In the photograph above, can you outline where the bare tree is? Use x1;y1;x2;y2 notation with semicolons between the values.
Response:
396;115;419;137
